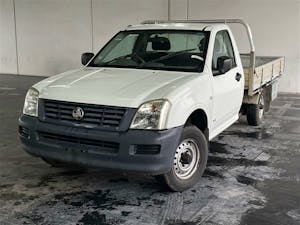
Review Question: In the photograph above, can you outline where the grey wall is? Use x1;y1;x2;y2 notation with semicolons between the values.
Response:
0;0;299;93
0;0;168;76
92;0;168;52
0;0;17;74
171;0;300;93
15;0;93;76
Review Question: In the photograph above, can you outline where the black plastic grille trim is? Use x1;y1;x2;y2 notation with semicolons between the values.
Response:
19;126;30;139
134;145;161;155
39;131;119;153
43;99;127;128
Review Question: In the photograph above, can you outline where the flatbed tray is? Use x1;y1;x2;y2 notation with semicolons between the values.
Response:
241;54;284;94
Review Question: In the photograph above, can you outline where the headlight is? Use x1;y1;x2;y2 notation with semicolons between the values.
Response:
130;99;171;130
23;88;39;117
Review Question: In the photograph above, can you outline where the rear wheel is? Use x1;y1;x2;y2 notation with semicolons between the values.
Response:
156;126;208;192
247;93;264;126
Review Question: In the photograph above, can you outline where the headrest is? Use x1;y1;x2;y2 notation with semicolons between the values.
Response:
215;37;222;53
149;36;171;51
199;38;206;52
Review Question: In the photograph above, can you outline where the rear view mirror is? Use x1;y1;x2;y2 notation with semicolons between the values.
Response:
81;52;94;65
217;56;233;74
149;37;171;51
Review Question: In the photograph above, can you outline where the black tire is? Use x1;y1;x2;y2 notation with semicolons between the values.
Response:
42;157;68;168
156;126;208;192
247;94;264;126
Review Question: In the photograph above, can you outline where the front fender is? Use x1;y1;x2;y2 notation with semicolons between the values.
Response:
166;102;211;130
164;75;212;130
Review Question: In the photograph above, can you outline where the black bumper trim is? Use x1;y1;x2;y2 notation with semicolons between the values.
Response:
18;115;183;175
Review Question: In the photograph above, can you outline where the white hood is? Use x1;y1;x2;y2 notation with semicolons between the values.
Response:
34;67;198;108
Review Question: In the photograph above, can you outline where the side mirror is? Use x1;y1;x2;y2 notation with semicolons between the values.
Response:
217;56;233;74
81;52;94;65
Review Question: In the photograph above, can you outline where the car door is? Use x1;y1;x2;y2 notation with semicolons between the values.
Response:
211;30;244;130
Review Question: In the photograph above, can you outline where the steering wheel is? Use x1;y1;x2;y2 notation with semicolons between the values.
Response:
131;53;145;64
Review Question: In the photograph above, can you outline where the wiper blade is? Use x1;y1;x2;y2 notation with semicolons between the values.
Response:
138;48;197;68
99;53;134;66
99;52;145;67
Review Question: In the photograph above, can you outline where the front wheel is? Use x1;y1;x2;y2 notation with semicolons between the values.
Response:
156;126;208;192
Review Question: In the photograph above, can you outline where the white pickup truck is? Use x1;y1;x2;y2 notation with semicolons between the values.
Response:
19;19;284;191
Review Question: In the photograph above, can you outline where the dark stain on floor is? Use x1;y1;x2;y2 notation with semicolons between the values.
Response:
242;179;300;225
53;190;118;209
209;142;230;154
236;175;257;185
203;168;224;178
21;214;45;225
207;155;268;167
223;129;274;139
0;192;26;201
121;211;132;216
165;220;197;225
78;211;125;225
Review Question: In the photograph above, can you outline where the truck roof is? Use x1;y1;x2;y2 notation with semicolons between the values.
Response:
125;19;255;55
125;22;227;32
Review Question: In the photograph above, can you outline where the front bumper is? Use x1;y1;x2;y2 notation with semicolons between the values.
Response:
18;115;182;175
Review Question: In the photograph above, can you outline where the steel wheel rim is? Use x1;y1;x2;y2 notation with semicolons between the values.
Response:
173;138;200;180
259;95;264;119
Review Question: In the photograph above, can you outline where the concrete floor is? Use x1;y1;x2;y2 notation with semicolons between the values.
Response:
0;74;299;225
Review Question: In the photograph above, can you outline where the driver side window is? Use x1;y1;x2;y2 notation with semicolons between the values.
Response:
212;30;236;72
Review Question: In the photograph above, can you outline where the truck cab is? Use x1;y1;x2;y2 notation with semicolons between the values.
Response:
19;20;283;191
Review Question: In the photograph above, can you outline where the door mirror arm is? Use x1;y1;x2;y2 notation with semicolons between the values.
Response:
214;56;233;75
81;52;95;66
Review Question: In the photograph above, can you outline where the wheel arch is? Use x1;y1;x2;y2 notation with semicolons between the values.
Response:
185;108;209;140
167;102;211;136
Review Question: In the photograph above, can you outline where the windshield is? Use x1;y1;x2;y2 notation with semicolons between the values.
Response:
89;30;209;72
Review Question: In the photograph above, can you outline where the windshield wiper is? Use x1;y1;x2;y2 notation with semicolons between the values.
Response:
99;53;134;66
99;52;145;67
138;48;197;68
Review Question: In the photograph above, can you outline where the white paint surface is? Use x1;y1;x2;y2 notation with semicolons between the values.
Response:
0;0;299;92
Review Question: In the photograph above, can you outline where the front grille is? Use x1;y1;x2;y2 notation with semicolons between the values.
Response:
19;126;30;139
39;131;119;153
42;99;127;129
134;145;161;155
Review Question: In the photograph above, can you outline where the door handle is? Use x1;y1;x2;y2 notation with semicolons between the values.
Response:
235;73;242;81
